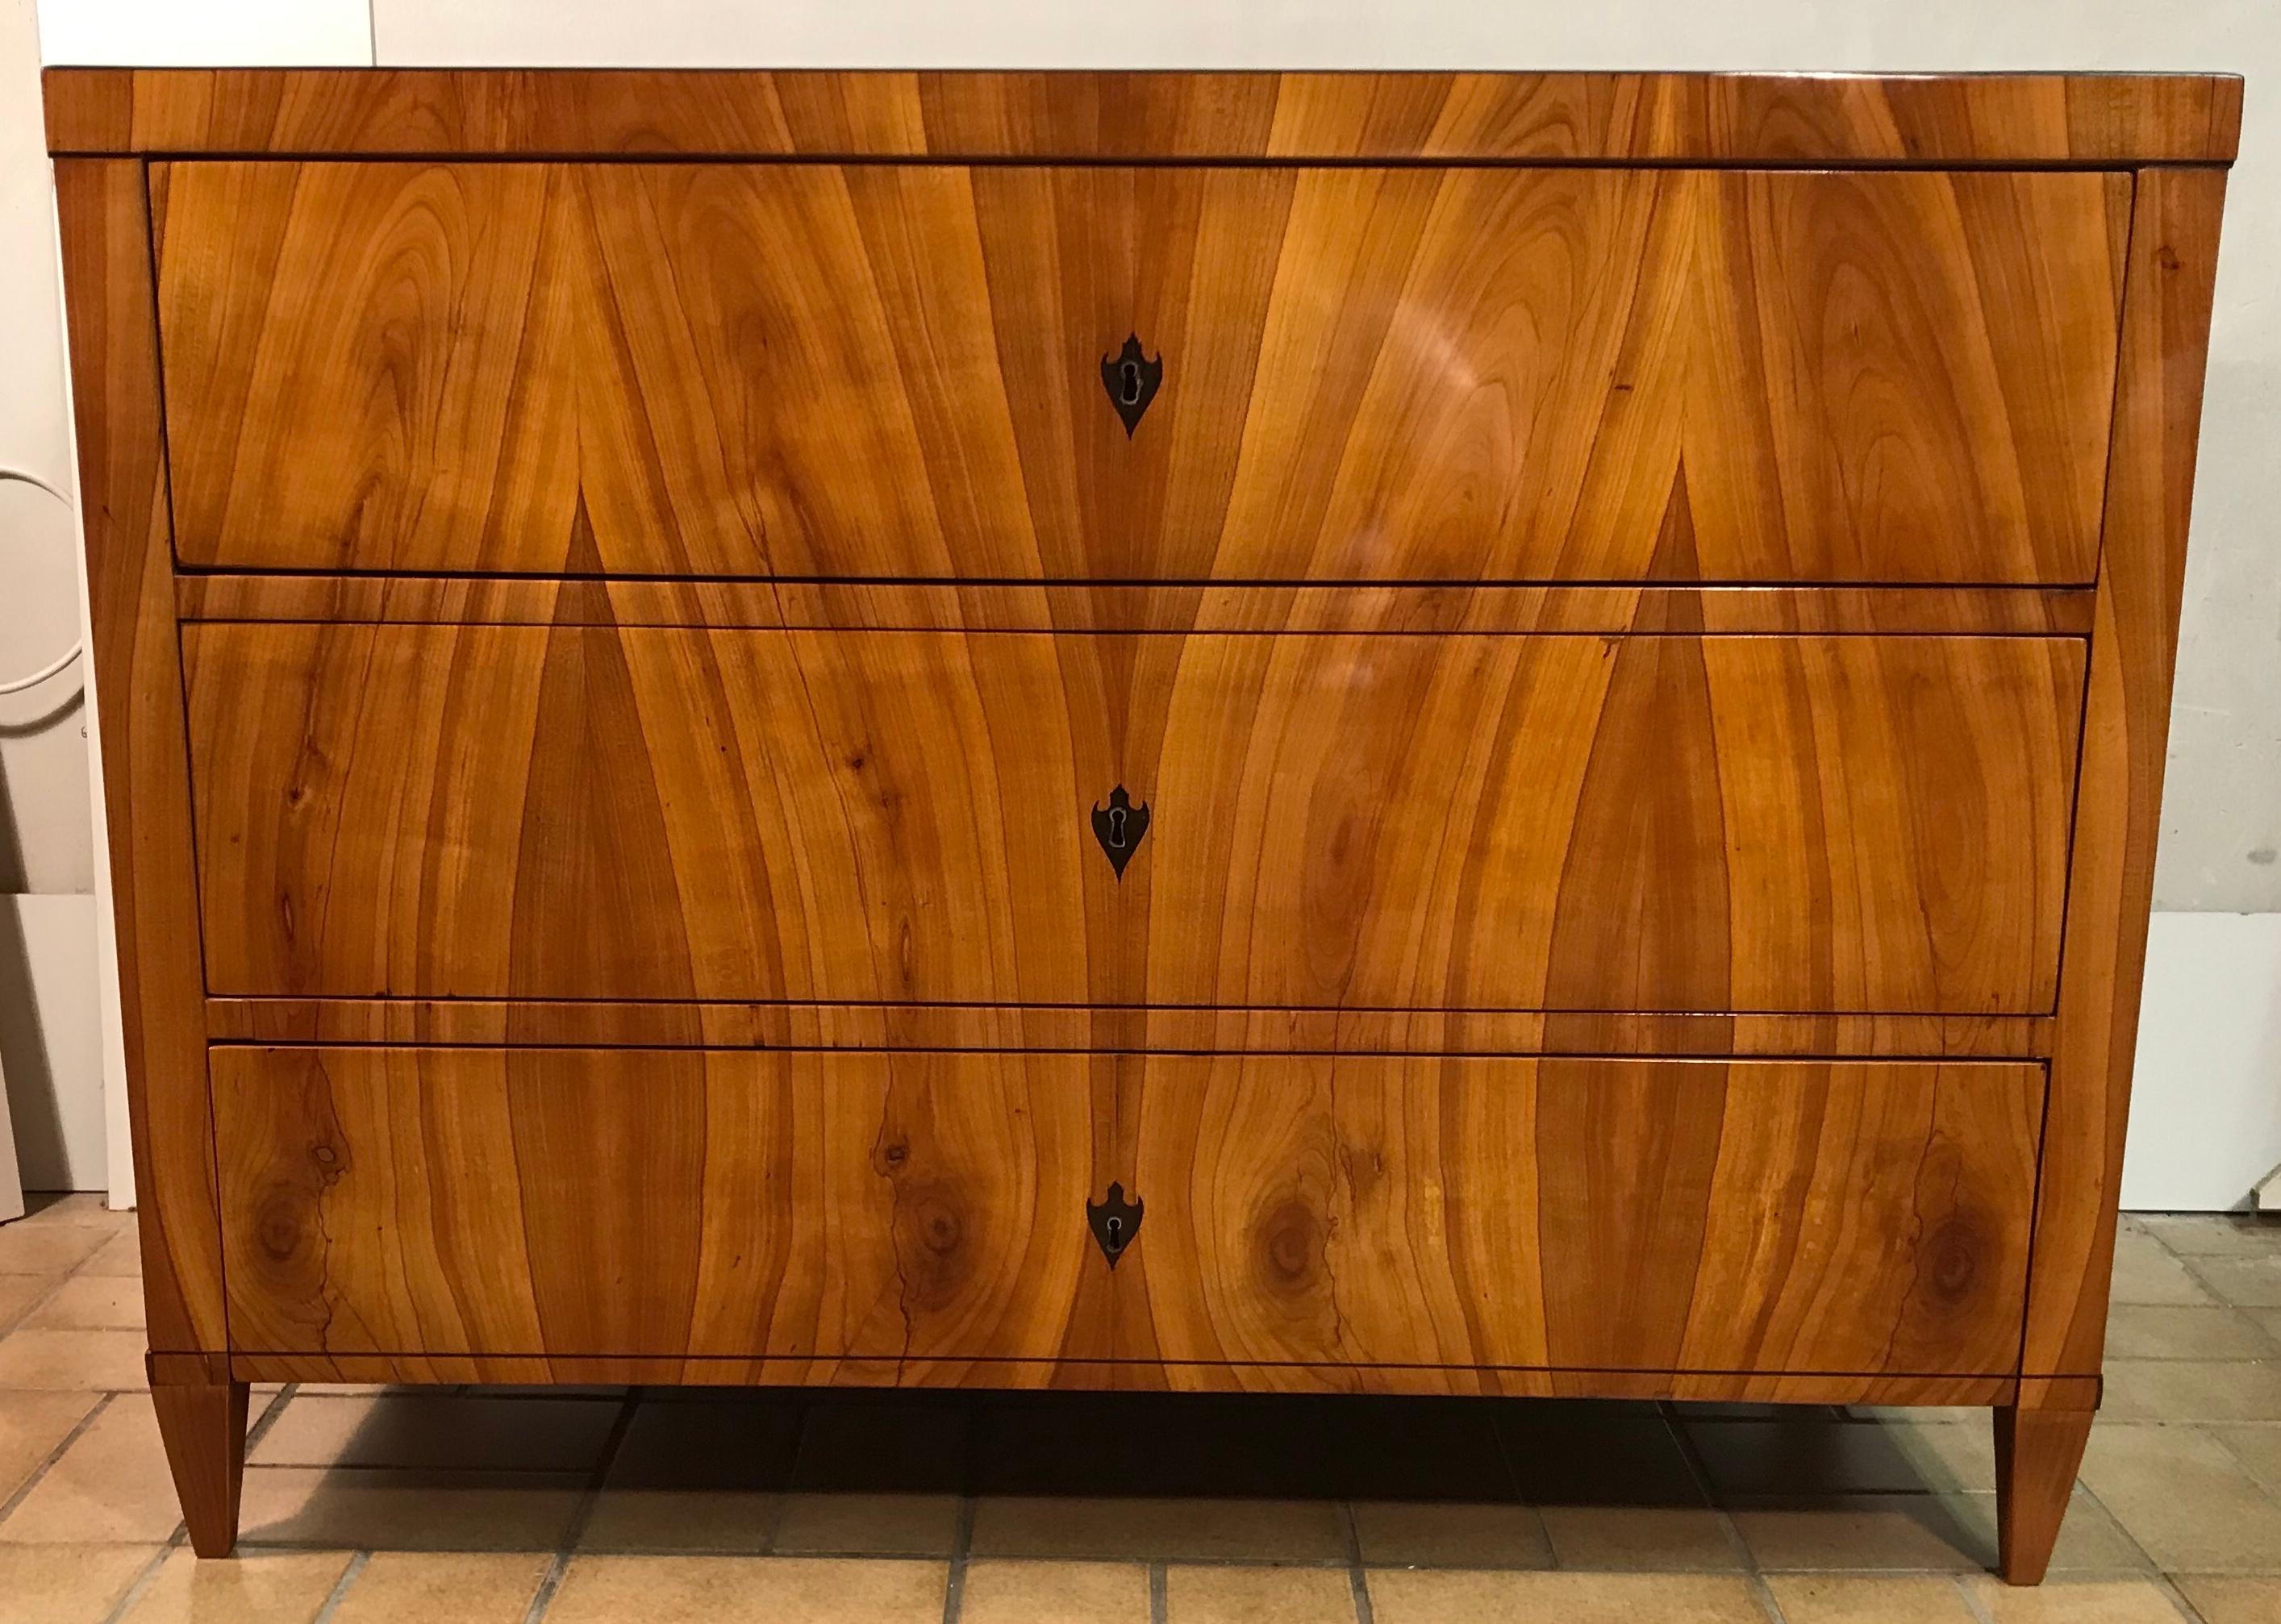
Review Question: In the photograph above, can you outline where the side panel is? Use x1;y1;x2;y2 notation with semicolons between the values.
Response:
2024;167;2230;1388
53;159;226;1351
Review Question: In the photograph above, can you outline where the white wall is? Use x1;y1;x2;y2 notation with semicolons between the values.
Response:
0;0;102;1195
25;0;2281;1206
2122;914;2281;1210
36;0;366;67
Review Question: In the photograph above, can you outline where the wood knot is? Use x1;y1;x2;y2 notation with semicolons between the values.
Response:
1257;1197;1321;1288
1923;1216;1983;1305
255;1192;303;1261
920;1206;962;1255
897;1184;974;1311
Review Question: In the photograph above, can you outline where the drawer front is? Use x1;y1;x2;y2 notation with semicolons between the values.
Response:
185;624;2083;1014
156;161;2121;582
215;1047;2041;1377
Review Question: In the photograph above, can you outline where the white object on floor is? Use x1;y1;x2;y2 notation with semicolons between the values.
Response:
40;190;131;1207
0;464;80;693
0;1043;20;1220
2123;910;2281;1212
0;895;105;1192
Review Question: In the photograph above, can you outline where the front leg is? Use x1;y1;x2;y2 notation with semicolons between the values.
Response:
1994;1400;2095;1584
148;1355;248;1557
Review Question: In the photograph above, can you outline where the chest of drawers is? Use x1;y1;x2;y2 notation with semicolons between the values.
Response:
46;67;2237;1577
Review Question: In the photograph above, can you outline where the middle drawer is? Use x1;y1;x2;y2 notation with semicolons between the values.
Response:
184;623;2083;1014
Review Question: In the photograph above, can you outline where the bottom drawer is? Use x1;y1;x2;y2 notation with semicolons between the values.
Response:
215;1048;2042;1379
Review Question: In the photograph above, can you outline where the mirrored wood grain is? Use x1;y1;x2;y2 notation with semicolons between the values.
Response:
155;163;2125;584
181;625;2084;1015
215;1047;2042;1380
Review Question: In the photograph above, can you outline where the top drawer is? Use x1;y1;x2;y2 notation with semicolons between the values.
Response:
153;162;2125;583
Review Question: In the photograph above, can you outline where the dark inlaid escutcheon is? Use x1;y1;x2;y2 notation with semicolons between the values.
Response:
1086;1181;1144;1267
1099;335;1163;435
1090;785;1150;878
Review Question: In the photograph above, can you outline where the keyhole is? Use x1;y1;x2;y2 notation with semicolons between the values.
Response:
1107;808;1128;848
1106;1216;1124;1241
1120;360;1142;406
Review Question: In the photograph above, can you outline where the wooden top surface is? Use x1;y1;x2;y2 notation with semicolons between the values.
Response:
45;68;2241;164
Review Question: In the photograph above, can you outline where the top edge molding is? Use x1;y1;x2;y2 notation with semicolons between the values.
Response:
44;68;2243;164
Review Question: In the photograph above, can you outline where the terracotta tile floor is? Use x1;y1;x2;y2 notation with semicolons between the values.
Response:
2;1198;2278;1622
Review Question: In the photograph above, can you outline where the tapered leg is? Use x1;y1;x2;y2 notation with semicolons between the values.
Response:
150;1368;248;1557
1994;1402;2095;1584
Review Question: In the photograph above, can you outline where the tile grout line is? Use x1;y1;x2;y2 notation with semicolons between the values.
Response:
2068;1464;2172;1575
2204;1430;2281;1517
2103;1346;2280;1363
1482;1401;1567;1573
248;1532;1004;1566
0;1211;145;1330
95;1526;186;1624
1663;1401;1763;1576
1745;1572;1793;1623
1953;1571;2000;1624
759;1393;812;1556
534;1548;1364;1570
0;1264;86;1339
525;1387;642;1624
1348;1566;1377;1624
309;1549;373;1624
2143;1222;2262;1311
0;1388;115;1529
940;1484;977;1624
244;1381;300;1456
520;1552;573;1624
1340;1500;1376;1624
2151;1572;2215;1624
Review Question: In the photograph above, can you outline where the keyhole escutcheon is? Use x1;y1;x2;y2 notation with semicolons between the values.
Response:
1086;1183;1144;1267
1090;785;1150;879
1100;335;1163;436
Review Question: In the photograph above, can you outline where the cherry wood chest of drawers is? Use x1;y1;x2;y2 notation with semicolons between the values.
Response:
45;67;2238;1576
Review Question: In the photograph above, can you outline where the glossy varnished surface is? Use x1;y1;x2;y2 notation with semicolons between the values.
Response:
2027;167;2232;1384
45;69;2242;163
155;161;2126;583
173;576;2100;636
47;62;2241;1579
222;1350;2022;1405
52;160;226;1353
214;1047;2044;1382
181;624;2084;1014
203;999;2056;1058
